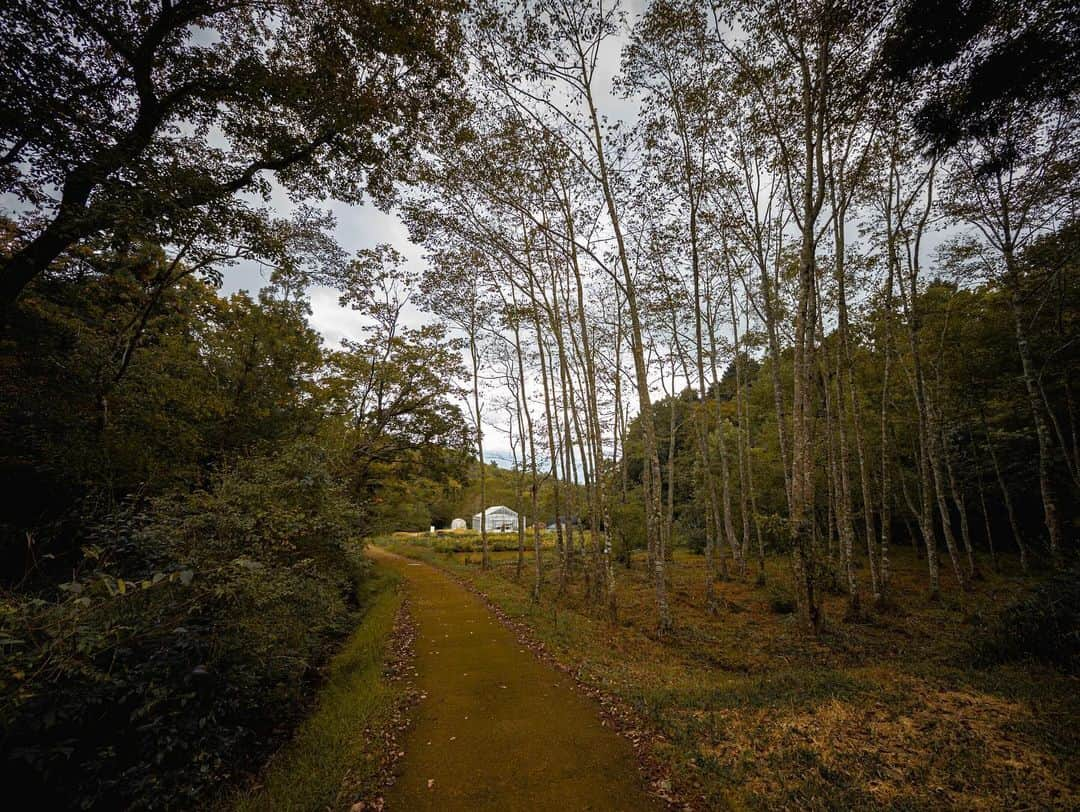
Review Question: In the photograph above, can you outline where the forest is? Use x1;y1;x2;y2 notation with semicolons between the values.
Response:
1;0;1077;809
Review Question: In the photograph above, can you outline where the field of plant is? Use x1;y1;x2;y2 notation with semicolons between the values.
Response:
389;529;560;555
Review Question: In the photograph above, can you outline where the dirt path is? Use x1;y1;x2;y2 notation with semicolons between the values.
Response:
368;547;660;812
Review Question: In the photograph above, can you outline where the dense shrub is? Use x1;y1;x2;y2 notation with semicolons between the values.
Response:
0;442;365;809
674;510;707;555
608;499;647;564
969;566;1080;674
0;246;471;808
767;583;797;614
425;534;533;554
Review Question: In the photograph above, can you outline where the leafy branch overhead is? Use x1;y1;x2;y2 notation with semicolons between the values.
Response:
0;0;468;304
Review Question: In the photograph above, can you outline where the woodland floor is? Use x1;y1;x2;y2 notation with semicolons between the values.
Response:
380;537;1079;810
368;546;659;811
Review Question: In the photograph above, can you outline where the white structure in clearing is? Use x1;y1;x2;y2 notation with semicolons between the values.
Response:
450;517;467;530
471;505;520;533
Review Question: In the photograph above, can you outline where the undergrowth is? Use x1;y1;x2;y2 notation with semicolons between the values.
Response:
231;566;404;811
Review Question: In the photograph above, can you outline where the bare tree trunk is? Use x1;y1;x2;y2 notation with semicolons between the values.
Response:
688;208;724;599
927;400;969;592
1005;259;1063;565
666;402;677;559
559;190;617;620
896;240;941;597
470;330;489;570
941;427;979;579
530;275;565;588
654;39;731;599
787;41;828;632
741;302;766;583
1038;374;1080;490
580;68;669;633
823;393;840;574
832;206;880;606
984;417;1028;572
662;352;678;563
705;303;745;577
672;326;725;605
1065;377;1080;482
550;347;571;585
612;296;631;570
511;395;526;582
509;274;543;600
790;226;822;631
973;446;998;573
726;261;754;574
825;341;860;615
535;243;579;584
878;206;897;602
557;345;580;581
762;249;793;513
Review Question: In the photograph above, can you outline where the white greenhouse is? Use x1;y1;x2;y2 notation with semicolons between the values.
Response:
450;517;467;530
471;505;520;533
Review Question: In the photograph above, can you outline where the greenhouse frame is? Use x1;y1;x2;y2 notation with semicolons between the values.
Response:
471;505;520;532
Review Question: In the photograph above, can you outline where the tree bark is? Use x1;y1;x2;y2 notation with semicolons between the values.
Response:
470;329;489;570
1005;257;1063;565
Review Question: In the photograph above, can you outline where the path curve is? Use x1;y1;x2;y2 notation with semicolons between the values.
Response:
369;546;660;812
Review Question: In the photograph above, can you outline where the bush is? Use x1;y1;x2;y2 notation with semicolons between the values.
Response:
0;442;366;809
406;533;535;555
675;512;707;555
768;583;797;614
969;566;1080;674
608;499;646;564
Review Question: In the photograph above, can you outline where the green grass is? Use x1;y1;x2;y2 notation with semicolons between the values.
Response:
388;529;560;554
230;564;404;812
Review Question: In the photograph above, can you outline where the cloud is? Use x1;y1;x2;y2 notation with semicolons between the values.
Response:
307;286;365;347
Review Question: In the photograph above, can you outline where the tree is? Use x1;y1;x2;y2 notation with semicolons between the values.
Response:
944;104;1078;563
623;0;739;598
881;0;1080;153
419;247;495;568
491;0;672;632
0;0;464;306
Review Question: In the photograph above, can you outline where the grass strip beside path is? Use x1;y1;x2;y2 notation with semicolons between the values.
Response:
232;563;407;812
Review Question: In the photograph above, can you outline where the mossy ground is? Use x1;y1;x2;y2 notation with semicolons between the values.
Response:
381;538;1079;810
372;546;658;811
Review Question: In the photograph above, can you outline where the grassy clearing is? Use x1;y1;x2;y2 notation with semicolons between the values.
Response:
230;564;405;812
387;529;560;555
378;537;1079;810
